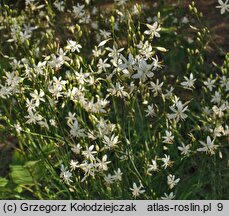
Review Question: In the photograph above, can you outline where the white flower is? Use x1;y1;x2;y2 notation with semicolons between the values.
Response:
80;161;96;181
212;104;226;118
216;0;229;14
70;160;79;171
14;123;22;133
137;41;153;59
132;4;141;15
74;68;90;85
197;136;219;155
178;143;191;156
72;3;85;18
92;47;102;58
132;59;154;82
99;29;111;39
152;55;162;70
164;87;174;99
213;125;224;137
203;78;216;91
69;120;85;138
149;79;163;94
202;106;212;117
161;154;173;169
97;58;111;73
60;164;73;184
162;130;174;144
5;71;21;88
130;182;145;198
181;16;189;24
79;14;91;24
224;125;229;136
96;155;111;171
119;53;135;76
167;174;180;189
168;101;188;122
49;119;57;127
103;134;120;149
30;89;45;106
211;91;221;104
33;61;46;76
107;82;129;98
38;119;49;129
65;112;77;127
161;192;175;200
71;143;82;155
82;145;97;161
113;168;123;181
19;30;31;43
220;75;229;90
25;110;43;124
54;0;65;12
0;85;11;99
66;39;82;53
48;50;68;69
181;73;196;89
26;98;37;112
95;118;115;136
52;76;67;91
57;48;70;61
106;45;124;60
147;159;159;173
144;21;161;39
145;104;156;117
104;173;114;184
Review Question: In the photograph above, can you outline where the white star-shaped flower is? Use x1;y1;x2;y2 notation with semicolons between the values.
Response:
216;0;229;14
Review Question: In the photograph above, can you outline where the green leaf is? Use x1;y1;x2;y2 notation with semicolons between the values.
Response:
11;150;26;165
0;177;8;187
24;160;40;168
161;27;177;33
14;186;23;193
10;165;34;185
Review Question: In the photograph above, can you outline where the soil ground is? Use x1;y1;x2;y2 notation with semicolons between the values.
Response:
174;0;229;56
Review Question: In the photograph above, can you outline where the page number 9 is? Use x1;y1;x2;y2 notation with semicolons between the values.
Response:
217;203;223;211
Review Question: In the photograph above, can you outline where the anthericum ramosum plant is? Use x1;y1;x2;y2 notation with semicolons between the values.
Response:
0;0;228;199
